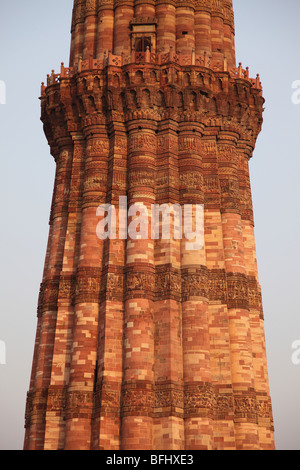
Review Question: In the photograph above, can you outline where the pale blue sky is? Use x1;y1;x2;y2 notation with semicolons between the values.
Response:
0;0;299;450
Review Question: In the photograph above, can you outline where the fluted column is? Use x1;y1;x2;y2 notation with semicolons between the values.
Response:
223;0;236;68
113;0;134;56
238;141;275;450
120;121;156;450
218;131;260;450
96;0;114;59
134;0;155;17
43;135;85;450
24;180;56;449
202;128;236;449
64;125;109;450
70;1;77;66
211;0;225;64
156;0;176;52
195;0;212;57
178;122;213;450
25;138;73;450
176;0;195;55
83;0;98;59
153;119;185;450
91;122;128;450
70;0;86;66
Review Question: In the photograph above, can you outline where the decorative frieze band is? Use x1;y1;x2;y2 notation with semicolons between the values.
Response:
155;384;184;412
48;388;67;412
223;0;235;30
155;265;181;302
176;0;194;6
71;0;86;29
154;384;272;424
125;267;155;300
114;0;134;8
85;0;97;16
247;276;263;311
181;266;209;300
25;390;48;428
226;272;249;310
93;382;121;414
121;383;155;417
37;278;60;314
25;383;273;426
184;382;215;418
211;0;225;18
37;268;263;312
100;267;125;302
58;275;76;301
98;0;114;12
65;390;94;420
209;269;227;304
74;267;102;304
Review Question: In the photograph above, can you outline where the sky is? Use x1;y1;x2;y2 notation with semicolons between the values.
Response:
0;0;299;451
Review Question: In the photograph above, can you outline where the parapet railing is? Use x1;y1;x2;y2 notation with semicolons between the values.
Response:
41;49;262;96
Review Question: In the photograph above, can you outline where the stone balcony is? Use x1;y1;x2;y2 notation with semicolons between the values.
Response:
41;49;262;97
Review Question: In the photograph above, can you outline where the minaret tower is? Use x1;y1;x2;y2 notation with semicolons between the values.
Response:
24;0;275;450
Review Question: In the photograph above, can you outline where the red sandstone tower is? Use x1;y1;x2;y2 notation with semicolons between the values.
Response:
24;0;275;450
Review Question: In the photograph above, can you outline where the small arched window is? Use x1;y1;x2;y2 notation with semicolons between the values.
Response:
135;36;152;53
